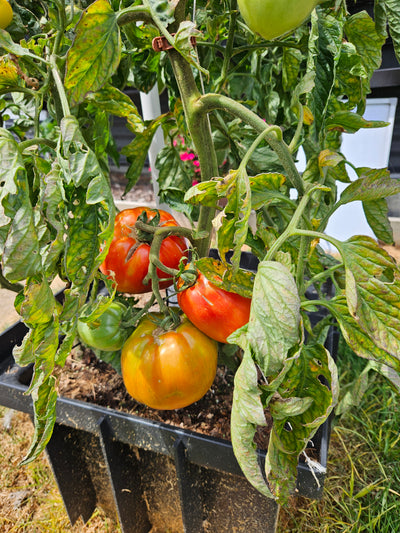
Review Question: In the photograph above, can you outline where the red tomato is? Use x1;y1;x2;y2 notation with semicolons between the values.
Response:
177;268;251;343
100;207;188;294
121;313;218;410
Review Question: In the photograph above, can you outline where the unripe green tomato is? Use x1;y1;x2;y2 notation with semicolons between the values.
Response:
237;0;319;41
0;0;13;30
77;302;130;352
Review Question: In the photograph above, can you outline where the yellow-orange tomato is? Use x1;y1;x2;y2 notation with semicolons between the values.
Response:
0;0;13;30
121;313;218;410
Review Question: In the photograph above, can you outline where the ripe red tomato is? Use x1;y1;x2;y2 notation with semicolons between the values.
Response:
100;207;188;294
237;0;319;41
121;313;218;410
177;268;251;344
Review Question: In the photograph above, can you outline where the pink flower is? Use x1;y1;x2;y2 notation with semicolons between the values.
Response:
193;160;200;167
180;152;196;161
192;179;200;186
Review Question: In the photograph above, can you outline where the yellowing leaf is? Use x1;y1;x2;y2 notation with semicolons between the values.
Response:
65;0;121;106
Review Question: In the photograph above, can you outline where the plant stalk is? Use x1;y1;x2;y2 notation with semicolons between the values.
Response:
196;93;304;195
167;49;219;257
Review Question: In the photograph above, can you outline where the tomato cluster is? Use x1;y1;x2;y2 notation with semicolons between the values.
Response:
78;207;252;410
100;207;188;294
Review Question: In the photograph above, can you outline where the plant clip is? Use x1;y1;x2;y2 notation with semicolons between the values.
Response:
152;34;197;52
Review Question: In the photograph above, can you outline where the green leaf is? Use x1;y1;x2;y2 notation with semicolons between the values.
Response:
231;348;273;499
249;173;289;211
330;295;400;372
383;0;400;63
245;261;301;375
307;9;343;138
155;142;196;216
282;47;303;92
124;115;168;194
326;110;388;133
65;0;121;106
86;86;145;134
345;11;385;84
184;180;220;207
340;236;400;361
226;168;252;271
64;198;111;288
145;0;176;27
0;129;42;281
39;163;67;274
0;29;47;63
363;198;393;244
265;343;338;503
21;375;58;465
19;278;56;327
58;116;103;188
339;168;400;204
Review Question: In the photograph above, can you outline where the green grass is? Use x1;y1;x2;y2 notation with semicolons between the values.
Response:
278;342;400;532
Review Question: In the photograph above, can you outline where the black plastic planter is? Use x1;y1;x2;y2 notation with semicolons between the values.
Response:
0;253;338;533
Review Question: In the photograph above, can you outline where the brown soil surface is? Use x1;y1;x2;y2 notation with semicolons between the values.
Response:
56;345;273;449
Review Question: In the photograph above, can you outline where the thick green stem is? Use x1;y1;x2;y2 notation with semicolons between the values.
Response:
196;93;304;195
167;50;219;257
20;138;57;151
117;5;152;25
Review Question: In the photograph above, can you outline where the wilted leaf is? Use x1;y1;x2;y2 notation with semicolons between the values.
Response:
231;348;273;498
330;295;400;372
266;343;338;503
340;236;400;360
0;129;42;281
246;261;301;375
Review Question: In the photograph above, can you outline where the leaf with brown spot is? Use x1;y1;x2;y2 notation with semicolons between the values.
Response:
65;0;121;106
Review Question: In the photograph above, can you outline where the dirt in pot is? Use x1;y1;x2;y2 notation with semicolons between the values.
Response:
55;345;273;450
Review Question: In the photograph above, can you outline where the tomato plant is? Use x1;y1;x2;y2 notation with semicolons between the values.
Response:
77;301;131;352
100;207;188;294
237;0;319;41
1;0;400;508
121;313;218;410
177;268;251;344
0;0;12;30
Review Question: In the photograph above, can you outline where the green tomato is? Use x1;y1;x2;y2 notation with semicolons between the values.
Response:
77;301;130;352
237;0;319;41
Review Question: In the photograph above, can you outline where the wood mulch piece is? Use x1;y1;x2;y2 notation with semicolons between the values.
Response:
56;346;272;450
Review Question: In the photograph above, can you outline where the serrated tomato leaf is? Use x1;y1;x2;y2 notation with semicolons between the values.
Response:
340;236;400;359
330;294;400;372
65;0;121;106
195;257;255;298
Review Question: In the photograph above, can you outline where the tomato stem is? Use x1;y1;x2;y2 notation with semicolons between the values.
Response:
196;92;304;195
116;5;153;26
